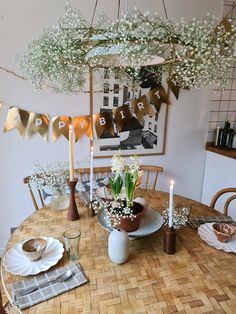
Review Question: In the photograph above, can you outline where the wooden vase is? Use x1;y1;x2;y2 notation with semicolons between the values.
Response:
163;226;176;254
67;179;79;221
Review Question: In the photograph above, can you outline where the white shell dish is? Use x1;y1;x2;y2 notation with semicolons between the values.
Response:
3;237;64;276
198;223;236;253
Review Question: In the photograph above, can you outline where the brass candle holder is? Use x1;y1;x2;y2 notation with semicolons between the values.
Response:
67;179;79;221
88;201;96;217
163;226;176;254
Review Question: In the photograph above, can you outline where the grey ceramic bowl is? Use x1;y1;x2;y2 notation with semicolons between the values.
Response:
22;238;47;261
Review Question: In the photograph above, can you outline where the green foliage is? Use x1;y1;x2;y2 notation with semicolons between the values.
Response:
109;176;123;201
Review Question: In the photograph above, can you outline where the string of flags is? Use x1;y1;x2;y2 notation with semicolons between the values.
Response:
2;81;184;142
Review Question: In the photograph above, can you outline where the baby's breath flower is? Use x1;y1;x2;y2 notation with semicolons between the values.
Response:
29;161;69;192
162;202;190;229
16;4;235;92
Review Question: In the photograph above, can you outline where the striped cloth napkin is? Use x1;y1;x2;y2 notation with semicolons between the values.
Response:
188;215;235;229
12;262;88;310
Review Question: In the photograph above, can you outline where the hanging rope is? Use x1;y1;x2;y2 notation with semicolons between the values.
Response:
117;0;121;20
162;0;168;19
90;0;99;27
125;0;129;12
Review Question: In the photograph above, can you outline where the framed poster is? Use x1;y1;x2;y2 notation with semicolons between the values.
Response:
92;69;168;158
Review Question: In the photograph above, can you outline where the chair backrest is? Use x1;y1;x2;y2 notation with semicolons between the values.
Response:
23;165;163;210
139;165;163;190
75;166;112;182
23;166;112;211
210;188;236;215
23;175;45;211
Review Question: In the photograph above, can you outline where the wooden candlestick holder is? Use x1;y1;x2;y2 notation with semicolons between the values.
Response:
163;226;176;254
67;179;79;221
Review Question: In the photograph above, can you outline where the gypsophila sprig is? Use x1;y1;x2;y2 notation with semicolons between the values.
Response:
17;4;236;92
92;199;136;228
29;161;70;192
162;203;190;230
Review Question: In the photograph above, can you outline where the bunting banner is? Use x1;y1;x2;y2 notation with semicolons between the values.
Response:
3;107;29;136
113;105;132;132
93;112;114;138
132;95;154;120
72;115;93;142
2;82;186;142
52;116;71;141
167;80;180;100
26;112;50;141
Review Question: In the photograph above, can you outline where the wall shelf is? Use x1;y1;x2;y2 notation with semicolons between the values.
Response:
206;142;236;160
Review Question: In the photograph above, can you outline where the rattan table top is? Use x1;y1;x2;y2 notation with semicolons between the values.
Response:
1;190;236;314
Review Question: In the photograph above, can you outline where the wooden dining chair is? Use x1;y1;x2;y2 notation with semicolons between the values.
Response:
0;288;17;314
139;165;163;190
23;175;45;211
210;188;236;215
23;167;112;211
75;166;112;182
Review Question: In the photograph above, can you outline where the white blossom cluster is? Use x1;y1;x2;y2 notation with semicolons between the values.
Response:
111;154;141;178
111;154;125;180
29;161;69;192
162;203;190;230
92;199;136;228
17;3;236;92
128;155;142;180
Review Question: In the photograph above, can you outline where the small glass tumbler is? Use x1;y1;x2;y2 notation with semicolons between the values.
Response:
63;229;81;261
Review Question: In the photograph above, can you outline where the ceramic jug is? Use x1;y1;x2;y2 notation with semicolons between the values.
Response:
108;229;129;264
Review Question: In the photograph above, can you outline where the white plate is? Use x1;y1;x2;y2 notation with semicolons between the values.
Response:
198;223;236;253
2;237;64;276
96;187;126;200
97;208;163;239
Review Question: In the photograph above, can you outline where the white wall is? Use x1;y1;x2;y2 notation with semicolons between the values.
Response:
201;152;236;220
0;0;223;254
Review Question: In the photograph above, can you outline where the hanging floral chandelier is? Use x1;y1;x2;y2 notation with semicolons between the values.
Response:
17;3;236;93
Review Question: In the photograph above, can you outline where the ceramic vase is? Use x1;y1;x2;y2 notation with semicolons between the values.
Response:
108;229;129;264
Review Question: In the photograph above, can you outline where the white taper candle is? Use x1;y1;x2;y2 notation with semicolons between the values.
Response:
90;145;94;202
168;180;174;228
69;125;74;181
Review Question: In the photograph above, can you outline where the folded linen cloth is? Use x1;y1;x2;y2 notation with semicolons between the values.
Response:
188;215;235;229
12;262;88;310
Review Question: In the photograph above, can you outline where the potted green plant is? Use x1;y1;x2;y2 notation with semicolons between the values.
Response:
93;154;144;232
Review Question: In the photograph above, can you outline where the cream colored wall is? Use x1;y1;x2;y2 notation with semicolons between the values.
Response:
0;0;223;254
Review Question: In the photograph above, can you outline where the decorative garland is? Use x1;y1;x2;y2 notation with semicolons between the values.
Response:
2;83;172;142
16;4;236;93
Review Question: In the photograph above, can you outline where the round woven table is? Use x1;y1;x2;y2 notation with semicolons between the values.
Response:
1;190;236;313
